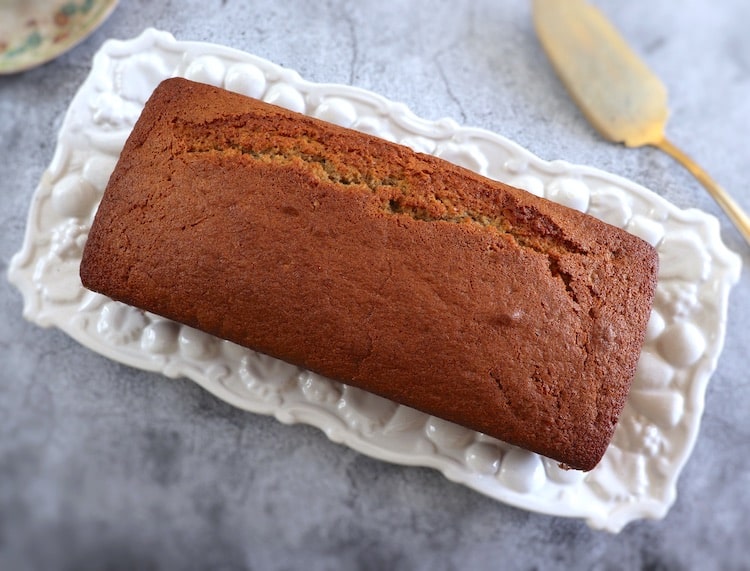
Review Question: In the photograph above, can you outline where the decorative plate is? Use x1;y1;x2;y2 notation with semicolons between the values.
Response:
7;29;741;532
0;0;119;74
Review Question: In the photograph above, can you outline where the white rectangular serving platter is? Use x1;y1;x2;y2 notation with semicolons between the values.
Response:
8;29;741;532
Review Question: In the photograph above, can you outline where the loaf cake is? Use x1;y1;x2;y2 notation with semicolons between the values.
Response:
80;77;658;471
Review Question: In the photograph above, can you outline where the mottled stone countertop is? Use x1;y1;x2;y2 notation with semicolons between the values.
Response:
1;1;748;569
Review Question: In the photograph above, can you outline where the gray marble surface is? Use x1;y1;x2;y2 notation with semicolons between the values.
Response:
2;0;749;569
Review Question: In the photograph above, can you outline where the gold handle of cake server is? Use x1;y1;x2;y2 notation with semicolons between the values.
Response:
652;138;750;246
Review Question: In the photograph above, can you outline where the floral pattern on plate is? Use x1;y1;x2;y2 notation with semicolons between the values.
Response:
0;0;119;74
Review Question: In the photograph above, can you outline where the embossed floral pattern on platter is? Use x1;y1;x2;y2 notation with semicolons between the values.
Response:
7;29;741;532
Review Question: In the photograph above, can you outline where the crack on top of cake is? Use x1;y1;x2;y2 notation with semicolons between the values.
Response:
173;116;590;302
355;259;394;380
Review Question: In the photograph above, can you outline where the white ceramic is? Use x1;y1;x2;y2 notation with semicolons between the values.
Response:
7;29;741;532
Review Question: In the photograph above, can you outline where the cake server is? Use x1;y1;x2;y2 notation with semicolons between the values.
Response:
532;0;750;246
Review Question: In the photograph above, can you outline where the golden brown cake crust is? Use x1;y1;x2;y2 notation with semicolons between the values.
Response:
80;78;658;471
